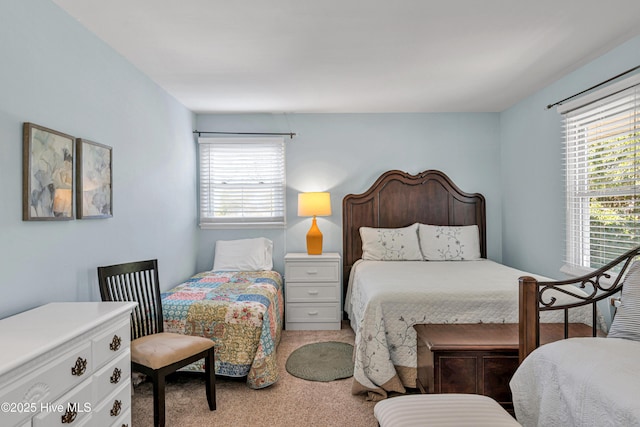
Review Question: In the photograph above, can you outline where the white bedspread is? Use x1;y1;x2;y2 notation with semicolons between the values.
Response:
510;337;640;427
345;259;598;400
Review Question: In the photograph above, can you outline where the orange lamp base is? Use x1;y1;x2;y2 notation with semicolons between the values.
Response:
306;216;323;255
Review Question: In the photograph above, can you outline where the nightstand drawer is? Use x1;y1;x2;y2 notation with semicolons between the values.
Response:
286;284;339;303
286;303;340;323
286;262;339;282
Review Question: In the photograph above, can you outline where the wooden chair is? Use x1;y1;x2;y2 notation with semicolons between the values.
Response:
97;259;216;427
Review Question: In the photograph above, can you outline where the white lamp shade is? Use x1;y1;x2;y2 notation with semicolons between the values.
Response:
298;192;332;217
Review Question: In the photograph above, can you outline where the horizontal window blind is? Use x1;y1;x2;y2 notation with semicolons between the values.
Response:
198;137;286;228
563;78;640;270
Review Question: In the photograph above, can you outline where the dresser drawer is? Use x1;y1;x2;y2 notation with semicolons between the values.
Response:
110;408;131;427
92;320;130;370
92;380;131;427
33;377;93;427
285;284;339;303
0;342;92;427
93;350;131;404
286;262;339;282
286;303;340;323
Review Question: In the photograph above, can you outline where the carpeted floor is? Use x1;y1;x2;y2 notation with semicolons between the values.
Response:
131;322;378;426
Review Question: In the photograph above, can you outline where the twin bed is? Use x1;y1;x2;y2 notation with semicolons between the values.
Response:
512;247;640;426
160;238;284;389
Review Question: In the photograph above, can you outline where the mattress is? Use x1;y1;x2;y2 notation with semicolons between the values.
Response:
346;259;598;400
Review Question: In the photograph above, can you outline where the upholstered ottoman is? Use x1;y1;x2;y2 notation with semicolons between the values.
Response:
374;394;521;427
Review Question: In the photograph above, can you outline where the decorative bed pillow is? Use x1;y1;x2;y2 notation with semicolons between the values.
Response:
418;224;481;261
608;260;640;341
359;223;423;261
212;237;274;271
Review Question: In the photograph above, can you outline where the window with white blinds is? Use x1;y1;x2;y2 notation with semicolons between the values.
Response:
561;74;640;270
198;137;286;228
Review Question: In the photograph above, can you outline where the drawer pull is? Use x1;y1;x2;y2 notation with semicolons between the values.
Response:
71;357;87;376
110;367;122;384
110;334;122;351
307;290;319;295
61;407;78;424
308;311;319;315
110;399;122;417
306;269;318;275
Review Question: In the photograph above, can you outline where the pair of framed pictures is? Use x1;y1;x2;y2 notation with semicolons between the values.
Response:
22;122;113;221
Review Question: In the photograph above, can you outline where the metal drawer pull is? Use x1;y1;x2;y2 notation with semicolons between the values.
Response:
71;357;87;376
110;334;122;351
306;269;318;274
110;399;122;417
307;290;319;295
308;311;319;315
110;367;122;384
61;407;77;424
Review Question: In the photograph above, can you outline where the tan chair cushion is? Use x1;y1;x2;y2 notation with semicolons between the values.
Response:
131;332;214;370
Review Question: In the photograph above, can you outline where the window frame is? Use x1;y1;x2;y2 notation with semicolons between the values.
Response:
198;136;286;229
560;74;640;273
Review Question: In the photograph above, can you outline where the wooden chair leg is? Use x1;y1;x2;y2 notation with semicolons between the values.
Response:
205;348;216;411
153;374;166;427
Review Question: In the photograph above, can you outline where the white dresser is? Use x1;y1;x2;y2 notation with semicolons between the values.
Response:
284;252;341;330
0;302;136;427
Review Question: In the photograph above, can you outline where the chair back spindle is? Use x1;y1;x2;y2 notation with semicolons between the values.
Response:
97;259;164;340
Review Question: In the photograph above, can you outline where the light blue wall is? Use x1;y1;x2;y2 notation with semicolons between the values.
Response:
500;35;640;279
195;113;502;273
0;0;198;318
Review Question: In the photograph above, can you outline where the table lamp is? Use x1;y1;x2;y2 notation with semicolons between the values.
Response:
298;192;332;255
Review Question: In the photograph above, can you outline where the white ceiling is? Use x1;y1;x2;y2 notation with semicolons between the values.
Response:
53;0;640;113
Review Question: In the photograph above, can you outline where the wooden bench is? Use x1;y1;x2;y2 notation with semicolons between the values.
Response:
414;323;599;412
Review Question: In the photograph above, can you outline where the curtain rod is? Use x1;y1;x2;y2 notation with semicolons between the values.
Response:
546;64;640;110
193;130;296;139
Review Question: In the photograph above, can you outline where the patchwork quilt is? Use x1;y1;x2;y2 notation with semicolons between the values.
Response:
162;270;284;389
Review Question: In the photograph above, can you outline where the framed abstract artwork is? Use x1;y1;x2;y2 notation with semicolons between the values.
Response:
76;138;112;219
22;122;75;221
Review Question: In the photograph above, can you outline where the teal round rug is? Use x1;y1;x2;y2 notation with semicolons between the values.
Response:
285;341;354;382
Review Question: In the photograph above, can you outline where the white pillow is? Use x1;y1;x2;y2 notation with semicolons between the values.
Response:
212;237;273;271
608;260;640;341
418;224;481;261
359;223;423;261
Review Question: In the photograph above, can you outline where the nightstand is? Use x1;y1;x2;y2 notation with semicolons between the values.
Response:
284;252;341;330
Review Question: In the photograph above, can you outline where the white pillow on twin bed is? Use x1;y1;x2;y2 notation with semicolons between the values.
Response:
608;260;640;342
418;224;481;261
212;237;273;271
360;223;423;261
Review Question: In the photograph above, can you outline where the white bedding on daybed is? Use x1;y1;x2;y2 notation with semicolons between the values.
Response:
345;259;599;399
510;337;640;427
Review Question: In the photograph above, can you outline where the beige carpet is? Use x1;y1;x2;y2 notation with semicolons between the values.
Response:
131;322;378;426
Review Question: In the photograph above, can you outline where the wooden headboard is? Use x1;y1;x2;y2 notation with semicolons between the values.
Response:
342;169;487;300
